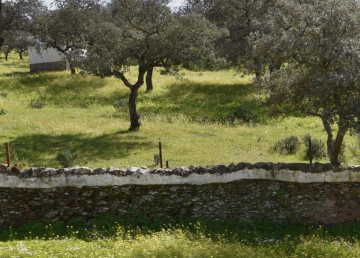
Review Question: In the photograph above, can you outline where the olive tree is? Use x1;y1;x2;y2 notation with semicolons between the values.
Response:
83;0;223;131
181;0;275;70
34;0;98;74
2;30;33;60
249;0;360;165
0;0;44;52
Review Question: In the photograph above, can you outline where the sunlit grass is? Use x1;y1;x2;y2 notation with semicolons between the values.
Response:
0;53;358;167
1;223;360;258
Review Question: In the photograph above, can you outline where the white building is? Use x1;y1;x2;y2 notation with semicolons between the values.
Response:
28;46;69;73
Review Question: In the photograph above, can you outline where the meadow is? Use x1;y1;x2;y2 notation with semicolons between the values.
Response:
0;54;358;168
1;54;360;257
2;214;360;257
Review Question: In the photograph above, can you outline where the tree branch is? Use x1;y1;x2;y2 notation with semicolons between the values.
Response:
113;71;132;89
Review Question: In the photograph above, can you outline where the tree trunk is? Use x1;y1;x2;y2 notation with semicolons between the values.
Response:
67;56;76;75
115;64;148;131
4;50;9;61
145;67;154;92
19;51;23;60
322;117;348;165
253;57;261;79
128;87;141;131
69;62;76;75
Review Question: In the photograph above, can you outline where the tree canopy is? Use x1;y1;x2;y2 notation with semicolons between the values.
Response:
248;0;360;164
181;0;275;68
83;0;223;131
1;0;359;165
33;0;99;74
0;0;42;51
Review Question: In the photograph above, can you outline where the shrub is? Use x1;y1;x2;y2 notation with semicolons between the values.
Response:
0;108;6;115
272;136;301;155
154;154;160;166
113;98;128;112
303;134;327;161
56;149;77;168
0;92;7;98
232;106;258;124
30;99;45;109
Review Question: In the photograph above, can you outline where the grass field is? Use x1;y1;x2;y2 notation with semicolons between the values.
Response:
1;54;360;256
2;215;360;257
0;54;358;168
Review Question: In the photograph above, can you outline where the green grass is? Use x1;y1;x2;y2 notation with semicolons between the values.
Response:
2;215;360;257
0;53;359;256
0;53;358;168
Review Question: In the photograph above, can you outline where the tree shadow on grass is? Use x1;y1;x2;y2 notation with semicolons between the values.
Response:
3;71;30;77
0;59;28;70
139;82;268;123
5;131;153;167
0;72;128;107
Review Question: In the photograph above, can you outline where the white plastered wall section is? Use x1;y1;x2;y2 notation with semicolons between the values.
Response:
28;47;64;65
1;168;360;188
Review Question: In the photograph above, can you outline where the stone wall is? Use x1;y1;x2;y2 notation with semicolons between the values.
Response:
1;163;360;227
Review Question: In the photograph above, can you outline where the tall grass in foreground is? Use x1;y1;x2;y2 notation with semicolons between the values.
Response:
2;215;360;257
1;225;360;257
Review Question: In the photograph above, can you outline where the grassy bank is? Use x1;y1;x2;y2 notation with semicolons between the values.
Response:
0;54;358;167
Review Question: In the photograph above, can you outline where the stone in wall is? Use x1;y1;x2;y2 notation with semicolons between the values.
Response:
1;180;360;227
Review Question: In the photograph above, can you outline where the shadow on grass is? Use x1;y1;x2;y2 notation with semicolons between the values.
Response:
139;82;268;123
0;58;29;70
2;212;360;244
0;71;130;107
5;131;153;167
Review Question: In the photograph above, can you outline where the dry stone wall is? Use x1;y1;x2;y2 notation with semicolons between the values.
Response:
1;162;360;227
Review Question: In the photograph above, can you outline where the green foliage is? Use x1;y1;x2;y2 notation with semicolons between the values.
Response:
33;0;95;74
231;106;258;124
154;153;160;166
2;215;360;257
30;98;45;109
303;134;327;161
0;108;6;115
250;0;360;164
0;91;7;98
56;148;77;168
113;98;128;112
272;136;301;155
0;56;358;167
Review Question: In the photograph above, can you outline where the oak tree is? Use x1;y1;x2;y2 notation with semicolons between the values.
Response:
249;0;360;164
83;0;222;131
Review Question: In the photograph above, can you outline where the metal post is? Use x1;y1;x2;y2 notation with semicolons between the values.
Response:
159;141;163;168
166;160;169;168
5;143;10;167
309;138;313;164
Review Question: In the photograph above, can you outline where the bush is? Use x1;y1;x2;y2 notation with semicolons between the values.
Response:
56;149;77;168
232;106;258;124
0;108;6;115
154;154;160;166
0;92;8;98
30;99;45;109
272;136;301;155
113;98;128;112
303;134;327;161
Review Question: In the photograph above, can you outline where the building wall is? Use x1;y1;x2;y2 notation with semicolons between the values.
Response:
28;47;68;72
